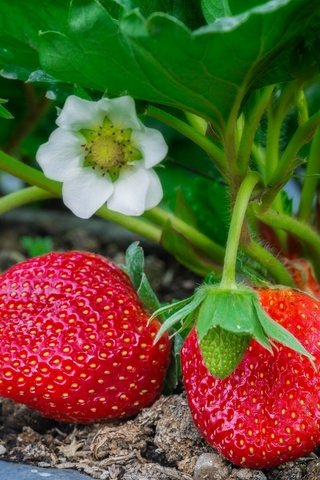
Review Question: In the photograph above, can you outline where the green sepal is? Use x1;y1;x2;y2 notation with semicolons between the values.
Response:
123;241;144;290
122;242;161;314
152;288;207;343
197;288;272;350
196;286;314;376
252;300;314;363
200;326;250;378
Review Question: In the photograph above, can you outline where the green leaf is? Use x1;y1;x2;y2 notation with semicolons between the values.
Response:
0;0;318;128
0;98;13;119
37;0;319;128
0;1;69;81
201;0;231;23
20;236;53;257
129;0;205;29
159;160;229;246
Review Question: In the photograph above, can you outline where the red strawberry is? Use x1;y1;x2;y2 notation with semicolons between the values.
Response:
0;251;170;423
181;288;320;468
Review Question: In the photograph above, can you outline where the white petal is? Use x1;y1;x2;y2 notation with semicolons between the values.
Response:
99;96;141;130
132;126;168;168
62;168;114;219
107;165;162;216
36;128;84;182
143;169;163;210
56;95;106;131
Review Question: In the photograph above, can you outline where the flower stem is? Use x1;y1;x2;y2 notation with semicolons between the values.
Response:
253;205;320;258
0;150;61;195
0;186;58;214
145;207;225;263
220;172;260;289
241;240;295;287
146;106;226;173
298;127;320;222
295;87;309;125
97;206;162;244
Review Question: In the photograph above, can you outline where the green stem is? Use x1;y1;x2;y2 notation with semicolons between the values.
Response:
220;172;260;289
270;192;288;252
0;150;61;195
265;82;296;182
237;86;274;175
253;205;320;258
295;88;309;126
241;240;294;287
146;106;226;172
298;127;320;222
145;207;225;263
265;113;282;182
97;206;162;244
269;110;320;186
0;186;58;214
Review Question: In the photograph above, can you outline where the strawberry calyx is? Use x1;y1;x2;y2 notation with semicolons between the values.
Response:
152;284;314;379
122;242;161;314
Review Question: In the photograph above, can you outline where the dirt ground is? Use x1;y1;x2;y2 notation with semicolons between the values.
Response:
0;209;319;480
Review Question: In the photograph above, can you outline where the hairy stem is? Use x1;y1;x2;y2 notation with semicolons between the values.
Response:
253;205;320;259
237;86;274;175
145;207;225;264
242;240;294;287
269;110;320;186
298;127;320;222
220;172;260;289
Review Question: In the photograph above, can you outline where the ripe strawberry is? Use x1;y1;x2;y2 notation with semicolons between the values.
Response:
284;257;320;299
181;288;320;468
0;251;170;423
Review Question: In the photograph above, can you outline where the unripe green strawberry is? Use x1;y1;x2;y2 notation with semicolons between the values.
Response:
181;288;320;468
200;326;250;379
0;251;170;423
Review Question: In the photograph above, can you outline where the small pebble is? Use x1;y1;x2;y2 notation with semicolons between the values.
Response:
193;452;230;480
0;445;7;455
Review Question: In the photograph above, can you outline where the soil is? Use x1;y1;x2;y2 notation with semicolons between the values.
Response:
0;208;319;480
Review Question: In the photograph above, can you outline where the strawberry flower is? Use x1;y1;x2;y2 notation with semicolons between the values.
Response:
36;95;168;219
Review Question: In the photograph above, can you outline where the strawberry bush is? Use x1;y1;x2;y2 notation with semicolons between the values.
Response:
0;0;320;471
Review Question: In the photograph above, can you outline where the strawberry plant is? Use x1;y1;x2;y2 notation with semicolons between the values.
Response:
0;0;319;470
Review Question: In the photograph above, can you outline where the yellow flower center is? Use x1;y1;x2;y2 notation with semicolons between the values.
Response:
81;118;142;179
